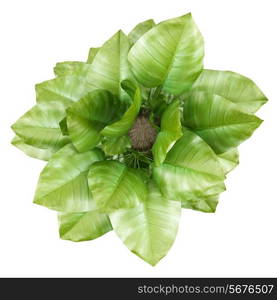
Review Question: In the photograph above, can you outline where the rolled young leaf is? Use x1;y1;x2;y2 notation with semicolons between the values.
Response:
110;181;181;266
191;69;268;114
11;135;54;161
152;99;182;165
128;13;204;95
11;101;70;152
58;210;112;242
183;91;263;153
87;30;134;103
88;160;147;212
101;88;141;137
66;90;123;152
120;79;137;99
59;117;69;136
34;144;104;212
128;19;155;45
153;128;225;209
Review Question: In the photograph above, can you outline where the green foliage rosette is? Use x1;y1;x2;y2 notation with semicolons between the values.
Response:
11;13;267;265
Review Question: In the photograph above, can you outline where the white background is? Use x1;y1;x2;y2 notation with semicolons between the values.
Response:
0;0;276;277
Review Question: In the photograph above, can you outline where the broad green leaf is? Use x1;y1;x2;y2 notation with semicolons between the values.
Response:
153;128;225;208
87;47;100;63
128;13;204;95
54;61;90;77
191;69;268;113
88;160;147;211
58;210;112;242
183;91;263;153
87;31;134;103
11;135;54;161
182;193;219;213
110;182;181;266
102;136;131;155
101;88;141;137
36;75;92;105
34;144;104;212
152;99;182;165
11;101;70;151
128;19;155;45
218;148;239;174
59;117;68;136
67;90;122;152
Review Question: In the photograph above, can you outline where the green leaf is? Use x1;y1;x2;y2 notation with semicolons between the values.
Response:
54;61;90;77
58;210;112;242
87;31;134;103
11;101;70;152
88;160;147;211
34;144;104;212
181;193;220;213
128;13;204;95
153;128;225;209
191;69;268;113
36;75;92;105
87;47;100;63
128;19;155;45
11;135;54;161
183;91;263;153
101;88;141;138
120;79;137;98
102;136;131;156
218;148;239;174
110;181;181;266
152;99;182;165
66;90;122;152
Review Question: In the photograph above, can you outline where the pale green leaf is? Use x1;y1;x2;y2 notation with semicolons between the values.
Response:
182;193;220;213
110;181;181;266
87;47;100;63
58;210;112;242
87;31;134;103
153;128;225;209
66;90;122;152
128;19;155;45
183;91;263;153
11;101;70;151
218;148;239;174
54;61;90;77
88;160;147;211
101;88;141;137
11;135;54;161
152;99;182;165
128;13;204;95
102;136;131;156
34;144;104;212
191;69;268;113
36;75;92;105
